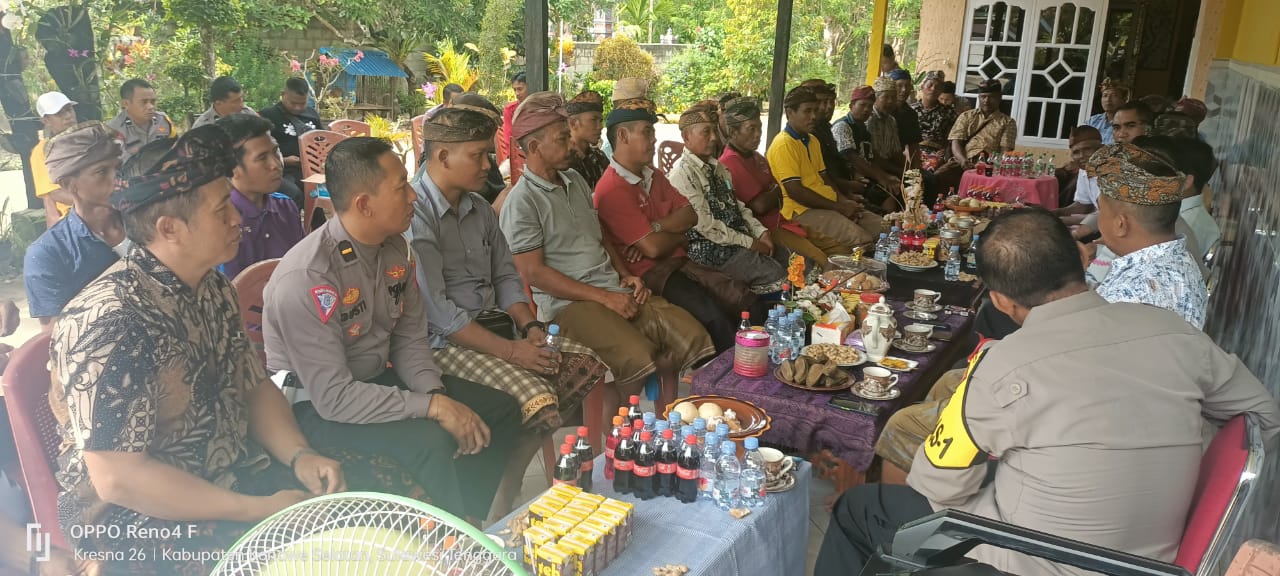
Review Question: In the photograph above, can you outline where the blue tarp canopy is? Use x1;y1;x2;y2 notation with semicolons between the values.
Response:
318;48;407;78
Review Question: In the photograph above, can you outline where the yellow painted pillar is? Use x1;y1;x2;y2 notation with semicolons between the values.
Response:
866;0;889;84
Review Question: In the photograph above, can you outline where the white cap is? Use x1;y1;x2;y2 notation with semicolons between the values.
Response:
35;92;75;117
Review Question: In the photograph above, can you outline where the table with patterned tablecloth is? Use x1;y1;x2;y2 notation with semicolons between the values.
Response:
959;169;1060;208
690;299;975;474
488;455;812;576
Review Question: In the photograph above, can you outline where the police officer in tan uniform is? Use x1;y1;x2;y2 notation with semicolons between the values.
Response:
263;136;519;524
815;208;1279;576
106;79;176;162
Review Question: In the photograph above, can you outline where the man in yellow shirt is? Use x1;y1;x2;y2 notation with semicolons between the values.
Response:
32;92;80;218
766;84;882;250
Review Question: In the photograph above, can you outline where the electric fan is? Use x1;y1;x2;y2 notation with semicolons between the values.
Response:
209;492;525;576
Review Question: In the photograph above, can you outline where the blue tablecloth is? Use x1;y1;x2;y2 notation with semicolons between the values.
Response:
488;455;812;576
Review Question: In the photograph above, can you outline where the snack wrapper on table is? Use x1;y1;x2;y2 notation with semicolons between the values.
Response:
519;486;636;574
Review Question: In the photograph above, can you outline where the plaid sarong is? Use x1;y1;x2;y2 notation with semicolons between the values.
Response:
433;337;607;434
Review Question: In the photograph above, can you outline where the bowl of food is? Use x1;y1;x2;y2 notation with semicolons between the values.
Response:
664;395;770;440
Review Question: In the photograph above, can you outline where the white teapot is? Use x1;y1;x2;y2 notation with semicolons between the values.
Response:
862;296;897;362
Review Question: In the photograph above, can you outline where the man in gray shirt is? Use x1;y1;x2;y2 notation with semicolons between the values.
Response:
409;103;607;511
500;92;714;412
192;76;258;128
263;136;518;524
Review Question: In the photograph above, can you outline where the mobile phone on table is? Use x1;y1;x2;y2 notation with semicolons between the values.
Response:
828;396;881;417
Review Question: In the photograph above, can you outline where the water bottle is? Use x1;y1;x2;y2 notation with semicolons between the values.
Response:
992;152;1003;176
714;441;742;510
693;418;708;448
655;421;669;437
642;412;656;435
680;425;695;449
699;432;721;502
716;422;730;440
765;309;782;363
789;311;805;358
738;310;751;332
887;226;901;255
966;234;980;270
741;437;767;507
945;245;961;281
668;412;682;433
774;313;793;363
873;233;891;262
544;324;561;352
1032;155;1044;178
1043;154;1054;177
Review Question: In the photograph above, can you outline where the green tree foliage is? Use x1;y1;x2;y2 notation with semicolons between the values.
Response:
656;27;729;112
162;0;243;78
475;0;523;95
593;35;655;82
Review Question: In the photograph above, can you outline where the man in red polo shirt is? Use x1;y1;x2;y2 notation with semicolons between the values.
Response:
593;97;745;353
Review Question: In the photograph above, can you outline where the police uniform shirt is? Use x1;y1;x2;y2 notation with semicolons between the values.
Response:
262;217;444;424
106;111;175;161
909;290;1280;576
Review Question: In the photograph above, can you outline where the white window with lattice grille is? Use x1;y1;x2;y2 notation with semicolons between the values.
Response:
958;0;1108;148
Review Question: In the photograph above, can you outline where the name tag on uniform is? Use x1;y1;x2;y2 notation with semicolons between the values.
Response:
924;348;988;469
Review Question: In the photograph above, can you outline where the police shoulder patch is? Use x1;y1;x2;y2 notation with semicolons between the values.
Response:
311;285;339;323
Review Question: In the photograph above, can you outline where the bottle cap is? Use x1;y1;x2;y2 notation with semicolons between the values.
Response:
548;324;560;335
564;434;577;445
640;431;652;442
693;417;707;428
612;415;624;426
681;425;695;438
633;419;644;430
686;434;698;445
577;426;589;437
744;437;759;450
716;423;730;436
643;411;655;422
721;441;736;454
669;412;682;424
655;421;669;432
705;433;719;446
662;429;674;439
561;443;572;455
621;426;633;436
618;407;629;417
629;395;640;405
740;311;750;319
879;232;887;238
768;308;778;318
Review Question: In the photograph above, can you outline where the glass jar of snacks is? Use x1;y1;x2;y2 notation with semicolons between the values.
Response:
937;228;961;262
856;292;881;327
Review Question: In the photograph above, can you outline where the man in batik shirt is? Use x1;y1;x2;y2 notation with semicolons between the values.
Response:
949;79;1017;165
49;127;424;576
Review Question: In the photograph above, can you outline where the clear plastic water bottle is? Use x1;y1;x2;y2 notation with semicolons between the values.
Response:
966;234;980;270
716;423;730;440
775;313;794;362
693;418;708;447
765;308;782;363
945;245;962;281
699;432;720;502
655;421;669;436
642;412;656;435
1043;154;1054;177
887;226;902;255
789;311;806;358
680;425;695;449
669;411;682;431
714;441;742;510
873;233;891;262
544;324;561;352
741;437;767;507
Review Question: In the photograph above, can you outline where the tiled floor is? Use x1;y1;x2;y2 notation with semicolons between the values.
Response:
510;393;839;576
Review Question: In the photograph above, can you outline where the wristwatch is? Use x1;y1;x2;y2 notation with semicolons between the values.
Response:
520;320;547;338
650;221;663;233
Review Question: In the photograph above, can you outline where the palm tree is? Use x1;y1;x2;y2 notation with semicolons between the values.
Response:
617;0;675;43
423;39;479;102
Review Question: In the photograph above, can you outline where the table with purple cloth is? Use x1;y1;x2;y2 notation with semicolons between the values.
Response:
690;299;976;475
959;169;1059;207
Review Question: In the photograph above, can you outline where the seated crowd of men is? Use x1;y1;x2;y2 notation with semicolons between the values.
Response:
21;64;1277;576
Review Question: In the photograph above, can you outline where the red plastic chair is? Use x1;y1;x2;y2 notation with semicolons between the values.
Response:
299;130;347;233
1174;414;1265;575
329;119;371;137
232;259;280;367
1;332;66;548
658;140;684;174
